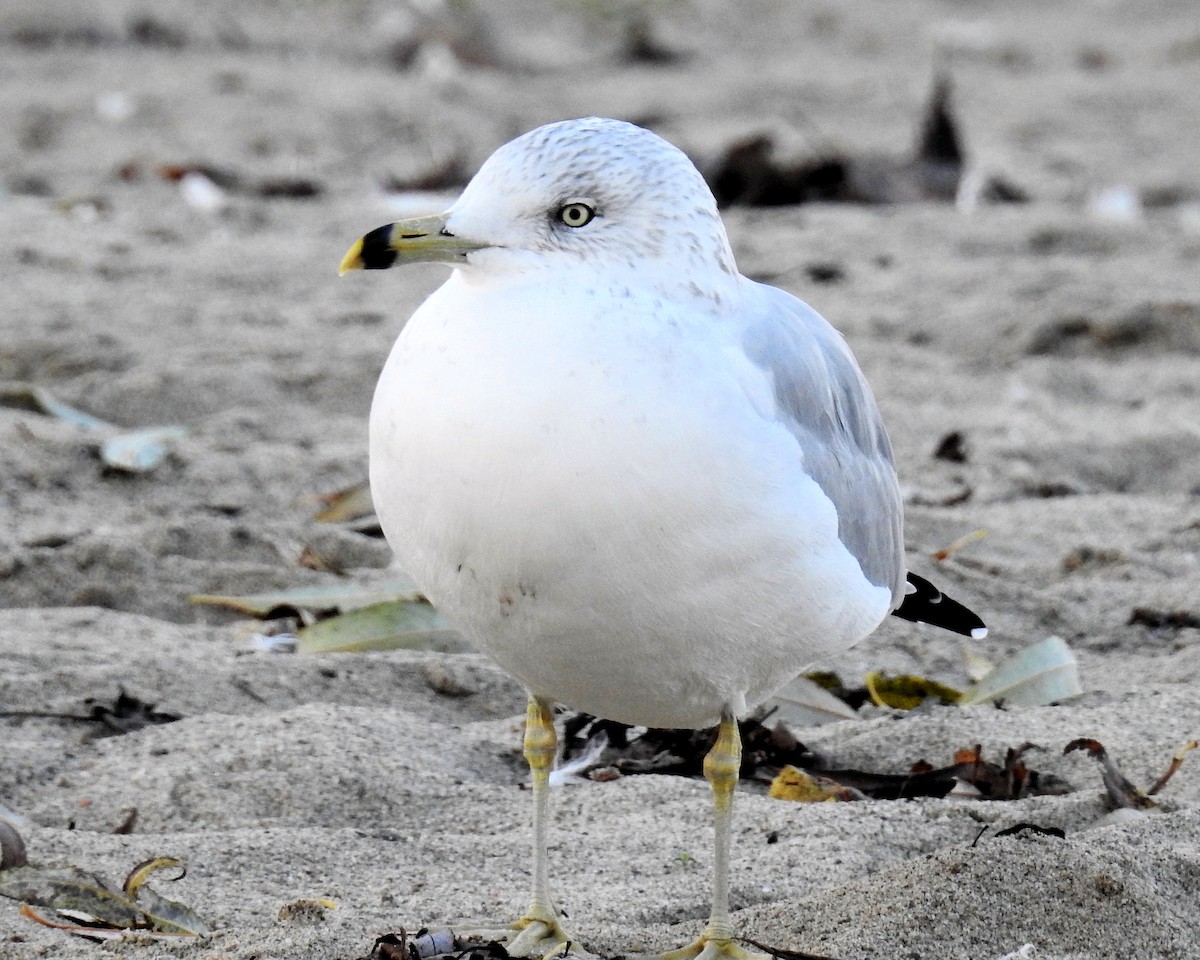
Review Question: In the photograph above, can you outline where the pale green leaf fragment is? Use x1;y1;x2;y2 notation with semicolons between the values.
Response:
0;865;208;934
128;883;211;935
296;598;464;653
102;426;188;472
0;382;113;430
962;647;996;684
0;866;144;927
18;903;197;940
766;675;859;727
958;635;1082;707
189;577;427;617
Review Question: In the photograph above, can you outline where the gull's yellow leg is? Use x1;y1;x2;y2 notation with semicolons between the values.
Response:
660;710;771;960
505;695;576;955
453;696;590;959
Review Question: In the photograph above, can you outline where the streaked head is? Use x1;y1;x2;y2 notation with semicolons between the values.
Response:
339;118;737;288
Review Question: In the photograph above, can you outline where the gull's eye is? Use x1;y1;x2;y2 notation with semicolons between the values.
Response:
556;200;596;228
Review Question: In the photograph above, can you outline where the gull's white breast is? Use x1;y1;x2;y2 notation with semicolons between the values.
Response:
369;267;891;728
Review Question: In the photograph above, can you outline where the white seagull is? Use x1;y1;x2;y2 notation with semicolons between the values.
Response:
340;117;985;960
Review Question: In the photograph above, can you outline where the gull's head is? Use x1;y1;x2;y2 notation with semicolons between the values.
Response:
340;118;738;294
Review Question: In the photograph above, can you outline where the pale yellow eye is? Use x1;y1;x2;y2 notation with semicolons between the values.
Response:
557;200;596;228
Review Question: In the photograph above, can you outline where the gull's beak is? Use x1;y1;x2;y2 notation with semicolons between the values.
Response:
338;213;490;275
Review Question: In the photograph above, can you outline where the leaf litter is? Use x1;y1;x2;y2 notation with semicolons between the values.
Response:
0;688;180;737
1065;737;1198;809
558;710;1069;803
0;381;187;473
769;635;1081;720
0;821;209;941
704;74;1028;209
191;578;462;654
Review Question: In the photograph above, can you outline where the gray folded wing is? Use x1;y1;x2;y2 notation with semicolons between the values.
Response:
741;281;906;609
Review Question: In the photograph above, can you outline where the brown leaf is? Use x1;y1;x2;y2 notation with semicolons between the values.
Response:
1129;607;1200;630
1148;741;1199;796
993;822;1066;840
740;935;840;960
111;808;137;835
312;481;375;523
1064;738;1155;809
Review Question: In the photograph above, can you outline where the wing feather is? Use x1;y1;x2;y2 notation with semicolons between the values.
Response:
740;281;906;608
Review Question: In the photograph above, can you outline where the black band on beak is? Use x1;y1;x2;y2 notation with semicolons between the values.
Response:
359;224;400;270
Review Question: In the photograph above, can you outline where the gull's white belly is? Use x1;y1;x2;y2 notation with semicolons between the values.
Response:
369;273;890;728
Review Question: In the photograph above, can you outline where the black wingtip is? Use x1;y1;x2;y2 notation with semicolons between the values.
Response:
891;572;987;638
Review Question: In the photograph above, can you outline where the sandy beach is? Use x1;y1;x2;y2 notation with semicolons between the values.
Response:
3;2;1200;957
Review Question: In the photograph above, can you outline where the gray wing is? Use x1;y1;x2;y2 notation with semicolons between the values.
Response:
741;281;906;608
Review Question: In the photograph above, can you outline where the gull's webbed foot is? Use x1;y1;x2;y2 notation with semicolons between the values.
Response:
657;934;777;960
445;911;597;959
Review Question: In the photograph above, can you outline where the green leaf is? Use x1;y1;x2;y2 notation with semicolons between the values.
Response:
0;382;112;430
101;426;188;473
766;675;859;727
0;866;145;927
121;856;210;935
958;635;1082;707
188;577;426;616
296;598;462;653
0;863;210;936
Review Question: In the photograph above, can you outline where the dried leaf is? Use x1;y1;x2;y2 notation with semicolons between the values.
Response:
950;742;1069;800
111;808;138;835
123;859;208;936
560;710;822;782
0;382;112;430
932;430;968;463
958;635;1082;707
101;425;188;473
993;822;1066;840
865;672;962;709
1148;740;1199;795
768;766;861;802
123;857;184;898
0;840;208;939
765;675;859;727
17;903;149;940
962;648;996;683
0;689;178;735
254;177;322;199
189;578;426;617
738;936;839;960
313;481;375;523
810;765;958;800
84;689;180;735
296;598;459;654
155;163;239;188
931;528;987;562
1129;607;1200;630
277;897;336;922
297;544;344;574
1064;738;1155;809
1;866;147;931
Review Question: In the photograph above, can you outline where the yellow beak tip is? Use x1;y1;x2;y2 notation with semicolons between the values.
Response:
338;240;365;276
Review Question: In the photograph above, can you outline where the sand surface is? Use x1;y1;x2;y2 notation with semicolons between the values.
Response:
3;1;1200;958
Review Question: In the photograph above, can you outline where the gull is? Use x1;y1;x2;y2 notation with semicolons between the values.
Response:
340;117;985;960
